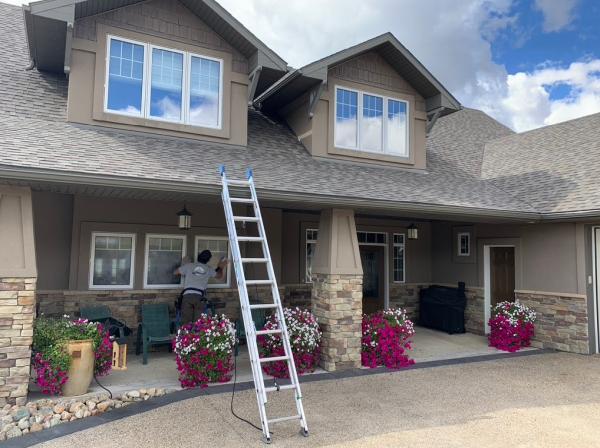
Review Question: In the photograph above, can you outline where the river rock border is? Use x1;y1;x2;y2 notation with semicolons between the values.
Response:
0;388;170;441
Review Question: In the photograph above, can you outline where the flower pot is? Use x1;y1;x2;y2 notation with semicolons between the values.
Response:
62;339;94;396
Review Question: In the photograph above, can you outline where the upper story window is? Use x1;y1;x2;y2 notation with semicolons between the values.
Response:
334;86;409;157
105;35;223;129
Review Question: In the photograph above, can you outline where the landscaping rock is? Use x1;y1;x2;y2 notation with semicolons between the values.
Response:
86;400;96;411
97;400;112;412
60;411;71;421
53;404;65;414
17;417;29;430
38;406;54;417
49;416;61;428
74;409;85;419
128;390;141;398
30;423;43;433
11;408;30;422
6;426;22;439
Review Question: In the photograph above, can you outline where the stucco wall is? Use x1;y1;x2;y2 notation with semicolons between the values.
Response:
68;0;249;145
431;221;584;294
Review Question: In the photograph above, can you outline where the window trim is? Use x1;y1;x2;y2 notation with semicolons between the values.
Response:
89;232;136;290
333;85;410;157
305;228;319;283
143;234;187;289
392;233;406;284
194;235;231;289
458;232;471;257
104;34;224;130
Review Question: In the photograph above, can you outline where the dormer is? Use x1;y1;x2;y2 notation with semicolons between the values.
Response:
255;33;460;169
23;0;288;145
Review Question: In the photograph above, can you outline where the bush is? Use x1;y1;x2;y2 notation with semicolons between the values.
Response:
488;301;536;352
258;307;321;379
32;316;112;395
173;314;236;388
362;308;415;369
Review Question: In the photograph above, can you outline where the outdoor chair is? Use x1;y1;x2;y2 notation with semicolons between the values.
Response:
80;305;131;342
236;309;269;356
137;303;176;365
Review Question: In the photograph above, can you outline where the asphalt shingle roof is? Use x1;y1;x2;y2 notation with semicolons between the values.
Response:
0;2;597;218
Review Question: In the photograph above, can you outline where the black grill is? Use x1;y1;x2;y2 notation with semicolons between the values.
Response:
419;283;467;334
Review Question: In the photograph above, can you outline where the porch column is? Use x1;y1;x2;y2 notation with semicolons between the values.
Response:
0;187;37;406
311;209;363;371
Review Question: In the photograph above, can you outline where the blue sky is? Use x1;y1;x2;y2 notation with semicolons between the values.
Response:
5;0;600;132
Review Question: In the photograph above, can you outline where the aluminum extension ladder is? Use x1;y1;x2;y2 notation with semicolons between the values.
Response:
220;166;309;444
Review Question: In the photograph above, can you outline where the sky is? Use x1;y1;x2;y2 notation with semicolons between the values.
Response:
5;0;600;132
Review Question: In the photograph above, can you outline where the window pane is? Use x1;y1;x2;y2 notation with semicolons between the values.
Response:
189;56;221;127
146;236;184;286
107;39;144;115
196;238;229;285
360;94;383;152
149;48;183;121
393;245;404;282
92;235;133;286
387;99;408;156
305;242;316;283
335;88;358;148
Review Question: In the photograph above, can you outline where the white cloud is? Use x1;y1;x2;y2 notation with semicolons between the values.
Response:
534;0;578;32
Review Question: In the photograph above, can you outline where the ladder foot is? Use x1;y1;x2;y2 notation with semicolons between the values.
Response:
301;428;309;437
263;435;272;444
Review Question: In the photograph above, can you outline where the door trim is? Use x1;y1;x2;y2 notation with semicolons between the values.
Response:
358;239;389;309
483;244;515;334
592;227;600;353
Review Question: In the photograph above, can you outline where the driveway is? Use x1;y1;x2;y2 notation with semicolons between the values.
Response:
31;352;600;447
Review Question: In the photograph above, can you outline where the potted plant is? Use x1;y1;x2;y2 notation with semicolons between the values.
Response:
173;314;236;388
362;308;415;369
32;316;112;396
488;301;536;352
257;307;322;379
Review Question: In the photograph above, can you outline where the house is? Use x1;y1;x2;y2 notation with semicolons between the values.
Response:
1;0;599;406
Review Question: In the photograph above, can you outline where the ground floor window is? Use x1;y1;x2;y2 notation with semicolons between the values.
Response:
89;232;136;289
144;234;186;288
195;236;230;287
305;229;319;283
393;233;405;283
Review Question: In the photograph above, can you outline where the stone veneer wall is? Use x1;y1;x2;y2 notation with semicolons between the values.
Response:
388;283;427;321
36;284;312;344
0;277;36;406
311;274;362;371
516;290;589;354
464;287;485;335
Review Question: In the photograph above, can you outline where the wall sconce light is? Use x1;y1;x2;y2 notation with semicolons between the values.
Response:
177;205;192;230
407;223;418;240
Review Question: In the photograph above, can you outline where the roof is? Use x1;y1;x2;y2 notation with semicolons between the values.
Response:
23;0;287;79
481;112;600;215
255;33;461;114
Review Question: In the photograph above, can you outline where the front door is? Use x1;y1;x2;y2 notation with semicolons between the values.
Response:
490;247;515;306
360;246;385;314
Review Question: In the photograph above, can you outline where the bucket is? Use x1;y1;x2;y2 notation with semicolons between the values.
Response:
62;339;94;396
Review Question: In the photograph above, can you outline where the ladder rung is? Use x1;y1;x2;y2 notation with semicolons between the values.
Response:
237;236;264;242
246;280;273;285
260;355;289;363
249;303;278;310
227;180;251;186
233;216;259;222
230;198;254;203
241;258;268;263
265;384;296;393
267;415;301;424
256;328;281;336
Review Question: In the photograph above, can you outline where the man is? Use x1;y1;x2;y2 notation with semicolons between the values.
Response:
174;249;228;324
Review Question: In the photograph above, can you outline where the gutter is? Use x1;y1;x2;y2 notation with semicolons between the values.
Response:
0;165;542;221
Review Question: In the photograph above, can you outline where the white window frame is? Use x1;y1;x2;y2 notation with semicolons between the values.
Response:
334;85;410;157
392;233;406;284
458;232;471;257
89;232;136;290
104;34;224;129
143;234;187;289
305;228;319;283
194;235;231;289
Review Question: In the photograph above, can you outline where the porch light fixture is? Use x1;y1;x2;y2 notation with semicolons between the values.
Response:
407;223;418;240
177;205;192;230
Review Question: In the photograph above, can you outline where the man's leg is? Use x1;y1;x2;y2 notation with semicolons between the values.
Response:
181;294;198;325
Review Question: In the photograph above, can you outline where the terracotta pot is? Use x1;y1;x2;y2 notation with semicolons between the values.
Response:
62;339;94;396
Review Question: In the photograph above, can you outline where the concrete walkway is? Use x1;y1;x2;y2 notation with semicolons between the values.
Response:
29;352;600;447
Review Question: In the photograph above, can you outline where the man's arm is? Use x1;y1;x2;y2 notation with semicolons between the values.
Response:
214;258;228;280
174;256;192;276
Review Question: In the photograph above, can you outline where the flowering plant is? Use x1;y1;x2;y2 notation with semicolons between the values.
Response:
258;307;321;378
173;314;236;388
488;301;536;352
32;316;112;394
362;308;415;369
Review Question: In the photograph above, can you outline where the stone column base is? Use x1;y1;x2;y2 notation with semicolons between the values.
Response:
312;273;362;371
0;277;36;406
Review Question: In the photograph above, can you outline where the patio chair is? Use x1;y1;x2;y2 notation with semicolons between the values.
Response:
80;305;131;342
236;309;269;356
138;303;175;365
